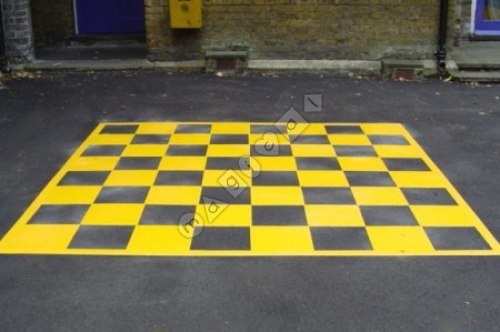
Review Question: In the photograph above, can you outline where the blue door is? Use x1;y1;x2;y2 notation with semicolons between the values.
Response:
76;0;145;34
474;0;500;35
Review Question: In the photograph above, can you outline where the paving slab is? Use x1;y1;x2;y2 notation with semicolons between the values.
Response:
451;41;500;69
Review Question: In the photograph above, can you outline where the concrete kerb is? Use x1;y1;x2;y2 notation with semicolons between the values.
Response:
18;58;447;80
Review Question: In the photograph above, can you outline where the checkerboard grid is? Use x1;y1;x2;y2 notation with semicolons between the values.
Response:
1;122;498;254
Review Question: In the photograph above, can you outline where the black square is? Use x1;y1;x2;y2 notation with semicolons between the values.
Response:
252;171;299;186
402;188;457;205
175;124;211;133
311;227;372;250
140;205;196;225
369;135;409;145
334;146;377;157
251;124;286;134
252;206;307;225
289;135;330;144
383;158;430;171
95;186;149;203
425;227;491;250
360;206;418;225
251;144;292;156
58;171;110;186
69;226;134;249
346;171;395;187
28;204;89;224
81;145;125;157
115;157;161;170
296;157;340;170
210;134;248;144
100;124;138;134
325;125;364;134
131;134;170;145
167;145;208;156
207;157;249;170
190;227;250;250
302;188;355;204
155;171;203;185
200;187;250;204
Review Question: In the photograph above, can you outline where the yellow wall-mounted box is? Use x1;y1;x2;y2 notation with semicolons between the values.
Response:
169;0;202;29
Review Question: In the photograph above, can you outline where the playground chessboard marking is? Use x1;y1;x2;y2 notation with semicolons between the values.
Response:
0;122;498;256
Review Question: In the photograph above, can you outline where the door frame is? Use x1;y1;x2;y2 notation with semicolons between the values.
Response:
472;0;500;36
73;0;80;35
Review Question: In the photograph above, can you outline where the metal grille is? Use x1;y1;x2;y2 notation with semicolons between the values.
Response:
215;58;237;71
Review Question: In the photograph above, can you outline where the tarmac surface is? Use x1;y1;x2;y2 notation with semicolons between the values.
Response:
0;71;499;331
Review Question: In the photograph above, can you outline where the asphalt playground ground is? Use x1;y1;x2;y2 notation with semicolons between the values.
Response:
0;71;499;331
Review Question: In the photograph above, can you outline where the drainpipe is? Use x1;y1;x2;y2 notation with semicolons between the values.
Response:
436;0;449;76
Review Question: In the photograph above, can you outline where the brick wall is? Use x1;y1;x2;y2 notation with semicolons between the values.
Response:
30;0;74;47
1;0;34;63
1;0;459;63
145;0;456;61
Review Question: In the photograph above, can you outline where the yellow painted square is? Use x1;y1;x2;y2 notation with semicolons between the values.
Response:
169;134;210;145
297;171;348;187
251;226;313;253
288;123;326;135
0;225;77;253
338;157;387;171
82;204;144;225
211;123;250;134
305;205;364;226
251;156;296;171
206;144;249;157
122;144;167;157
250;133;290;145
127;226;191;253
159;156;207;170
390;171;445;188
251;187;304;205
367;226;434;253
283;122;309;135
136;122;176;134
291;144;336;157
202;169;251;187
360;123;405;135
87;134;133;145
328;134;371;146
374;145;421;158
410;206;478;227
196;204;251;227
39;186;101;204
67;157;119;171
146;186;201;204
351;187;408;205
104;170;157;186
